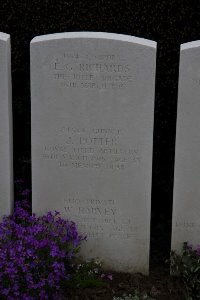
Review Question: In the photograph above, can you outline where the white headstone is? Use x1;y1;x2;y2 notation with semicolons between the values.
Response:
31;32;156;274
172;41;200;252
0;32;13;219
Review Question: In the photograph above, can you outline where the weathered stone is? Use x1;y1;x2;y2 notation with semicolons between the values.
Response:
31;32;156;274
0;32;13;219
172;41;200;252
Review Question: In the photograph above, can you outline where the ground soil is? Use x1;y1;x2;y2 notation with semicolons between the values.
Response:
66;264;184;300
66;233;184;299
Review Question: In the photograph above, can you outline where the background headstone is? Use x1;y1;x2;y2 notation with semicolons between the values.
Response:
0;32;13;219
31;32;156;274
172;41;200;251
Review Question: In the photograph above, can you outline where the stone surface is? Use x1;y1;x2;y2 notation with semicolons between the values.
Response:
31;32;156;274
0;32;13;219
172;41;200;252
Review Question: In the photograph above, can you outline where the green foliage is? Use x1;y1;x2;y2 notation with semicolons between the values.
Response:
66;259;111;288
113;290;155;300
170;242;200;299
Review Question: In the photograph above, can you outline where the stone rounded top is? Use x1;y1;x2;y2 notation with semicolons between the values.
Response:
0;32;10;42
31;32;156;48
181;40;200;51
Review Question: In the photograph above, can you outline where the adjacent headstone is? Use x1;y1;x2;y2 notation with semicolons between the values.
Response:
172;41;200;252
0;32;13;219
31;32;156;274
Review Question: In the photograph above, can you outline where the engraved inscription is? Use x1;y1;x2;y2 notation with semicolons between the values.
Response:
52;52;133;90
63;196;139;240
192;78;200;86
175;220;200;233
42;126;141;170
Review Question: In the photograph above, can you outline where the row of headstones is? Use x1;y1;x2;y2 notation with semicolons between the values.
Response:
0;31;199;275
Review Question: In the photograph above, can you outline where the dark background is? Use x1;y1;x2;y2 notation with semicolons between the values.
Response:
0;0;199;268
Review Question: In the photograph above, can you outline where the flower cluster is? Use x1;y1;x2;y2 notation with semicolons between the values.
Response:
0;199;85;299
66;258;112;289
170;242;200;299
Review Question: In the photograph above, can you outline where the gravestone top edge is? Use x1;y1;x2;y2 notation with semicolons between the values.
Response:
31;31;156;48
0;31;13;220
181;40;200;51
0;32;10;42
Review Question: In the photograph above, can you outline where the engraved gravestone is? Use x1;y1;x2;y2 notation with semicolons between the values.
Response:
0;32;13;219
172;41;200;251
31;32;156;274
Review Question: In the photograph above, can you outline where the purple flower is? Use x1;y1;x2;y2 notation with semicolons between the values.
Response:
0;194;85;298
20;189;31;196
186;242;193;250
107;274;113;280
196;245;200;256
2;288;10;296
50;245;60;257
